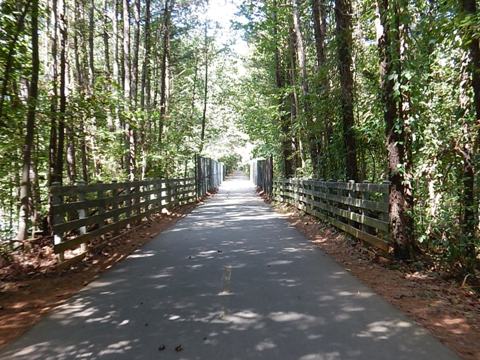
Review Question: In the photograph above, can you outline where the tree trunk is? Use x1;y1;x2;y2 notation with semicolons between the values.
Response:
190;53;199;123
312;0;326;70
159;0;173;144
122;0;136;180
89;0;95;88
18;0;40;240
48;0;59;186
288;23;302;171
123;0;131;98
113;0;120;86
311;0;331;178
273;0;294;177
199;21;208;154
68;0;79;184
73;0;84;90
458;0;479;268
460;0;480;125
376;0;415;259
112;0;122;136
334;0;358;181
0;2;30;125
132;0;140;104
292;0;319;176
140;0;151;111
396;1;415;256
80;125;88;182
31;134;41;234
66;128;76;184
53;0;68;184
103;0;112;76
138;0;151;178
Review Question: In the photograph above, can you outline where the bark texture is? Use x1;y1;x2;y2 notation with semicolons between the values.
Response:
18;0;40;240
376;0;415;259
334;0;358;181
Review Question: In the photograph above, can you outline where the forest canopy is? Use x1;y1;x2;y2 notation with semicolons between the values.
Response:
0;0;248;241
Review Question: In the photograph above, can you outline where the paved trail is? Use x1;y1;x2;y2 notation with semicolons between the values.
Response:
0;174;457;360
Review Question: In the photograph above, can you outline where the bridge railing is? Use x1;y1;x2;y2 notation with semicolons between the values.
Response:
250;157;273;197
52;157;223;261
195;156;223;198
273;179;390;252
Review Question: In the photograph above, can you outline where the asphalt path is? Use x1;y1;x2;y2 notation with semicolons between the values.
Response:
0;173;458;360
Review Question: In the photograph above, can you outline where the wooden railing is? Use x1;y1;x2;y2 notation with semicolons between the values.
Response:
273;179;390;252
51;177;197;260
196;156;224;198
251;157;273;197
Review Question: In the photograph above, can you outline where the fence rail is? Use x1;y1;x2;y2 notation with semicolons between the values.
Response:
273;179;390;251
52;157;223;260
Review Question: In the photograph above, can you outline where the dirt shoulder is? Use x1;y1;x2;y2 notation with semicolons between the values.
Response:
0;200;202;349
271;201;480;360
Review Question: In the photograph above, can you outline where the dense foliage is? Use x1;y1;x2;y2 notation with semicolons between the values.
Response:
236;0;480;272
0;0;244;240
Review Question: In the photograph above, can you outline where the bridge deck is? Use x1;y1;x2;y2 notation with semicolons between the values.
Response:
0;173;456;359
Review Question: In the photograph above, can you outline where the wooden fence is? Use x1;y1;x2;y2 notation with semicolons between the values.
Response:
196;156;224;198
51;157;224;261
273;179;390;252
51;178;196;260
250;157;273;197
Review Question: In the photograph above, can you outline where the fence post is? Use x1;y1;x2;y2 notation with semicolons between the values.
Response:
208;158;212;192
155;180;161;212
160;179;166;210
327;179;335;220
173;179;178;208
174;180;178;206
309;180;315;216
52;182;64;262
294;179;299;209
214;162;217;187
147;181;152;214
188;178;194;204
167;179;171;208
76;180;87;252
202;156;205;196
284;179;289;204
96;181;105;242
112;180;120;235
361;181;372;233
195;155;200;199
201;157;205;195
203;158;207;194
382;180;391;242
274;179;277;201
125;183;132;229
277;179;281;202
347;180;356;228
136;182;143;224
315;180;321;217
268;156;273;197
